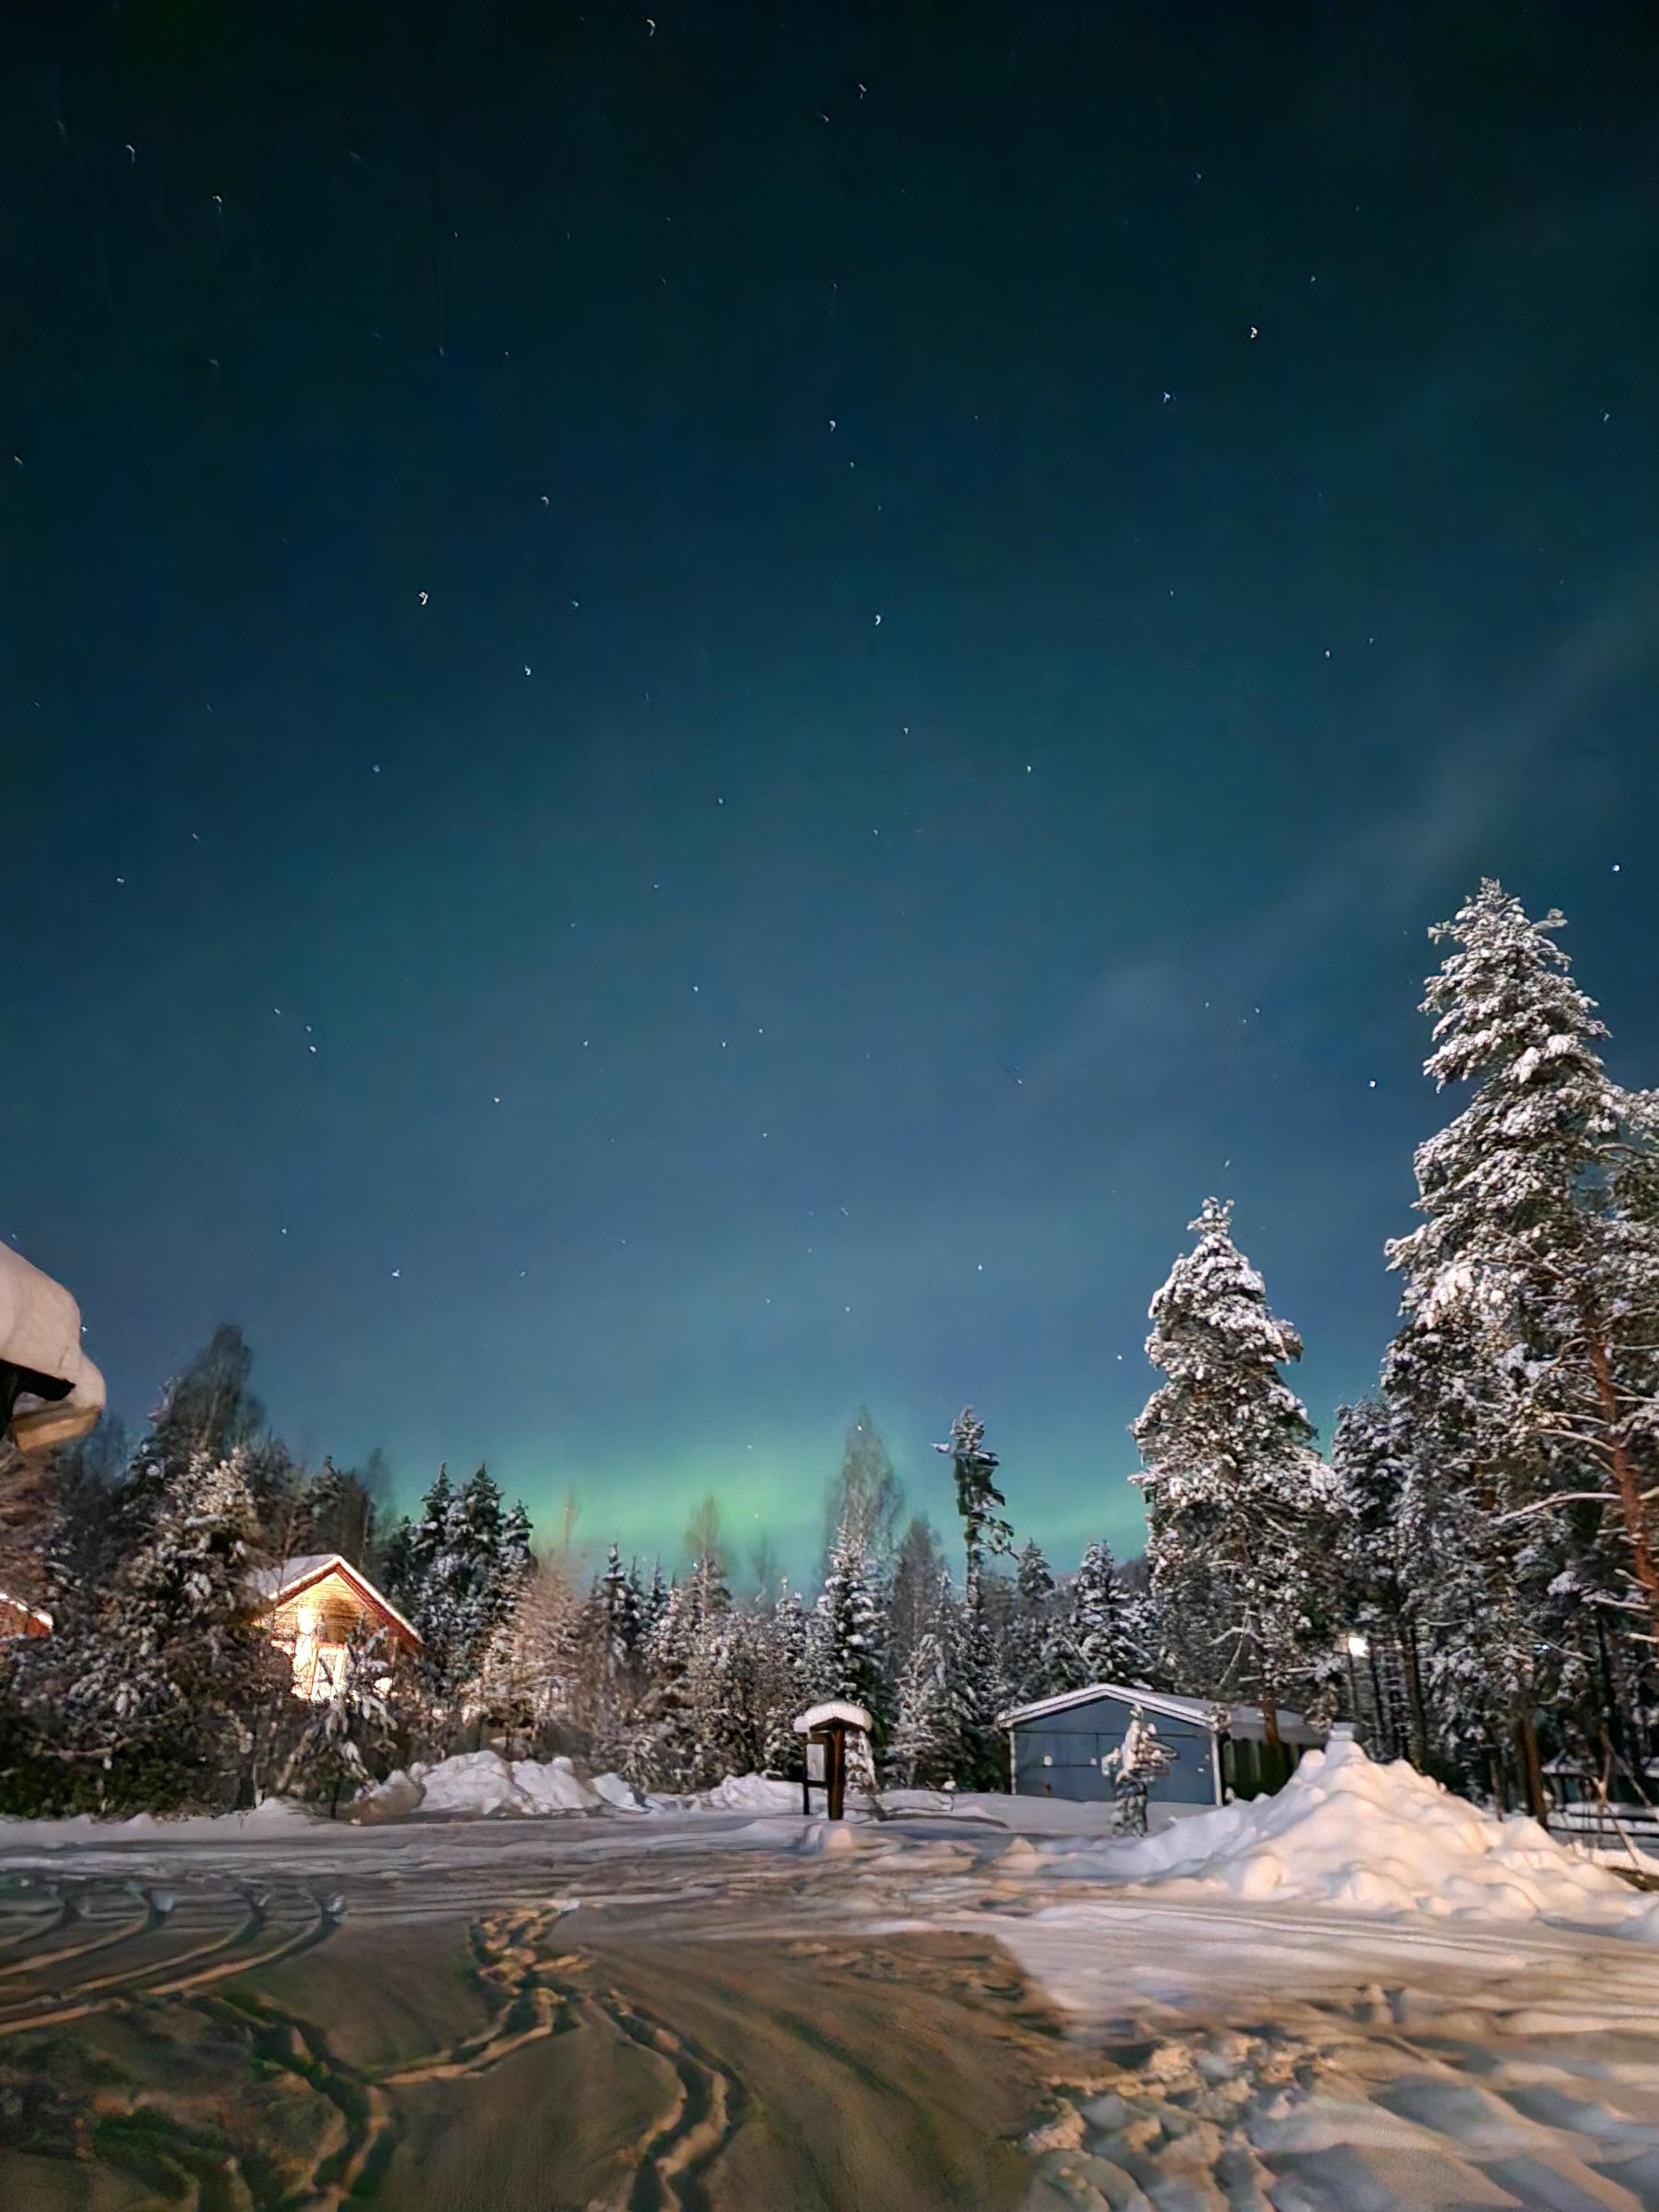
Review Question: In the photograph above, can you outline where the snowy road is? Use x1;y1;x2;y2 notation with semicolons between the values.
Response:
4;1809;1659;2206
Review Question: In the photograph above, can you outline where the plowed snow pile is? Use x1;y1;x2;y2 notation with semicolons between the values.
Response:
365;1750;609;1817
1049;1735;1659;1934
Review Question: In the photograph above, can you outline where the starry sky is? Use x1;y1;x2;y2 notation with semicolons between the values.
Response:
4;1;1659;1582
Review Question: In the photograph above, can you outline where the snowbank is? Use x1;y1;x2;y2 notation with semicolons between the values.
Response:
351;1759;796;1821
703;1773;800;1814
591;1771;648;1811
1047;1735;1658;1932
356;1750;608;1820
0;1798;321;1849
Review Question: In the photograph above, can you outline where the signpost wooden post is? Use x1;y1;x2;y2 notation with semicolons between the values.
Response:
791;1699;873;1821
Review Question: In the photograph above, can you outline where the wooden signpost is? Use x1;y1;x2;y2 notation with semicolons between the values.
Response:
792;1699;873;1821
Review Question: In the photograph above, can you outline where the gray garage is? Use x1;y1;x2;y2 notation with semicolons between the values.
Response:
1001;1682;1326;1813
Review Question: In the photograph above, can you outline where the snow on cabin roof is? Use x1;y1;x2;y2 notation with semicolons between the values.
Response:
791;1699;873;1734
244;1553;337;1600
243;1553;422;1647
0;1242;86;1385
998;1681;1326;1748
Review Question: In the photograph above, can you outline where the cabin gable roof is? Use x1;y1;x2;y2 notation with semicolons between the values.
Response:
245;1553;421;1648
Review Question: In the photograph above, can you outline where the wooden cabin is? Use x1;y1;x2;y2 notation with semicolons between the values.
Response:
245;1553;420;1702
1001;1683;1326;1818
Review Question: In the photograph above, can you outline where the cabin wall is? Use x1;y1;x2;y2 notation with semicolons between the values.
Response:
263;1570;391;1701
1010;1698;1217;1806
265;1571;379;1648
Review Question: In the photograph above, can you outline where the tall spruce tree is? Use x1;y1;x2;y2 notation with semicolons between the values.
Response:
935;1407;1014;1595
1387;886;1659;1707
1368;883;1659;1804
1133;1199;1342;1747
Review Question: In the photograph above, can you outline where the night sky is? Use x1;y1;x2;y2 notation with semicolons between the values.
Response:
5;2;1659;1580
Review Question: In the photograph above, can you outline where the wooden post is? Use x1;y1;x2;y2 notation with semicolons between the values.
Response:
791;1701;873;1821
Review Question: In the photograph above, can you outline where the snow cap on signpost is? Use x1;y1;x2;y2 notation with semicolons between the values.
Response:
791;1699;873;1735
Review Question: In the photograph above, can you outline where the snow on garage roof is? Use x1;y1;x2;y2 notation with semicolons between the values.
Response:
999;1681;1326;1748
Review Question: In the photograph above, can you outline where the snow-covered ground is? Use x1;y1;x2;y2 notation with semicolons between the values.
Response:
7;1741;1659;2208
3;1736;1652;1938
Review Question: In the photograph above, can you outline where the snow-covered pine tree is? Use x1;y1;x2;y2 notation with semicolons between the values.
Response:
1016;1539;1055;1610
759;1579;811;1777
598;1543;638;1679
1382;1300;1558;1798
1117;1555;1165;1688
498;1499;534;1597
1068;1538;1145;1687
888;1629;957;1787
930;1407;1015;1783
1382;883;1659;1794
63;1446;288;1809
640;1559;669;1641
1133;1198;1344;1749
622;1524;732;1791
1329;1397;1429;1765
380;1467;451;1621
276;1631;397;1816
442;1467;511;1675
386;1466;532;1736
812;1503;889;1741
699;1614;766;1784
941;1572;1008;1790
300;1458;377;1566
1003;1540;1063;1704
469;1497;537;1741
